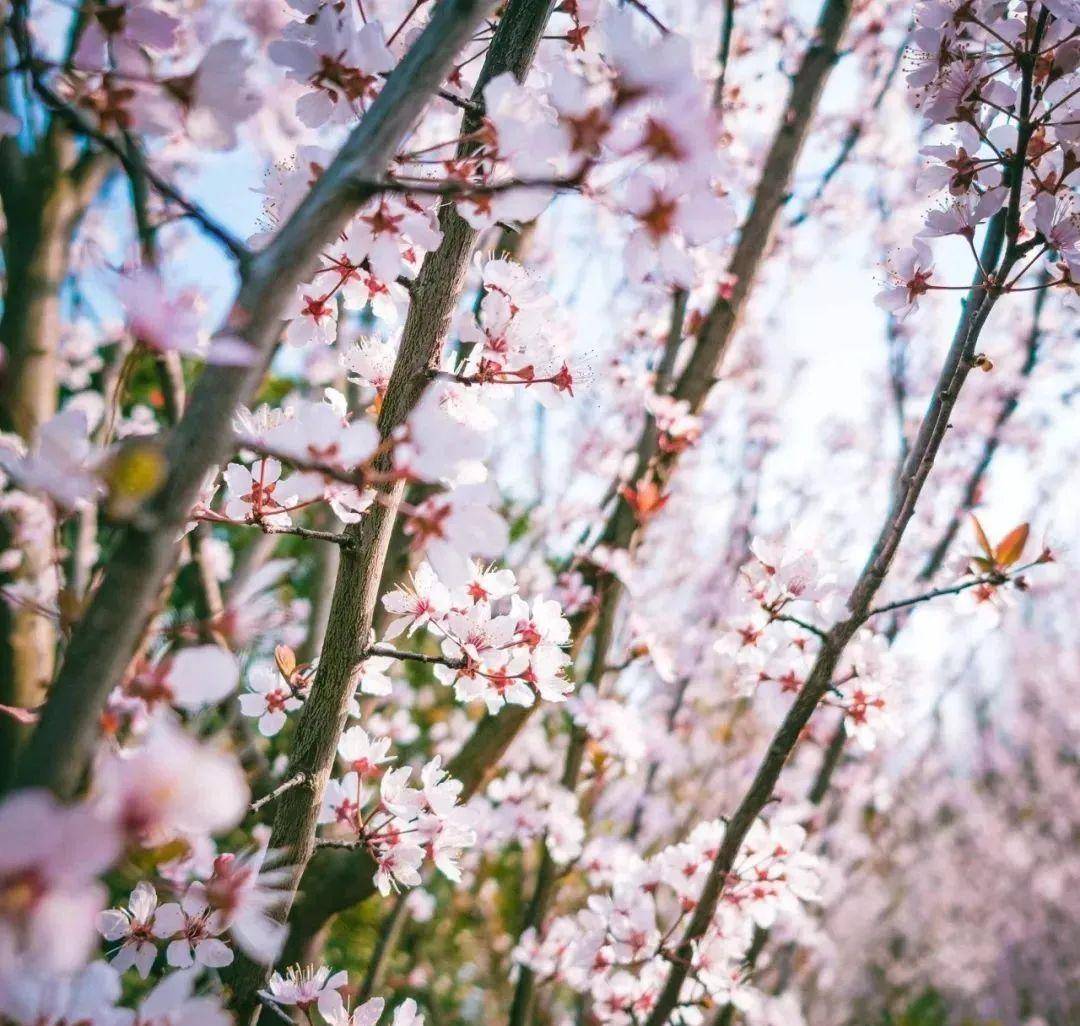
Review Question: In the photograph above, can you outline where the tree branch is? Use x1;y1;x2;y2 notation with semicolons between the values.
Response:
918;276;1050;580
14;0;502;801
641;12;1047;1020
866;559;1042;618
231;0;558;993
250;772;310;814
259;524;357;548
367;643;466;668
787;23;911;229
6;5;249;263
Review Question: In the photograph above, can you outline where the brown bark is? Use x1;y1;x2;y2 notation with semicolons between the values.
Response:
225;0;555;1011
0;124;108;784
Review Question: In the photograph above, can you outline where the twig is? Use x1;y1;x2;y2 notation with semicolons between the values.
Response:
260;524;357;548
352;173;580;199
866;559;1041;617
367;643;466;668
378;70;482;115
918;276;1051;580
772;613;828;640
258;995;296;1025
714;0;736;104
358;891;410;1000
787;24;911;228
238;440;371;488
625;0;670;35
250;772;310;814
7;4;249;263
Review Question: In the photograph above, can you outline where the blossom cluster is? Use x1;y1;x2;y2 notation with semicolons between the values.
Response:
0;2;1075;1025
514;817;821;1023
0;721;283;976
319;728;475;896
714;538;896;749
877;0;1080;316
381;561;573;713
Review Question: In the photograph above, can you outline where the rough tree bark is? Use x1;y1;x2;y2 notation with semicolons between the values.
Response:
0;113;109;785
225;0;556;1007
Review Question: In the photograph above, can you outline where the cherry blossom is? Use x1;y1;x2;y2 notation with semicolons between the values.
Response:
123;645;239;714
0;791;118;971
875;241;936;317
220;458;312;529
921;187;1008;238
152;890;233;970
0;408;100;509
96;881;162;978
320;994;386;1026
92;719;248;845
133;968;232;1026
116;271;254;365
262;964;348;1012
239;662;306;736
270;8;396;127
381;562;452;639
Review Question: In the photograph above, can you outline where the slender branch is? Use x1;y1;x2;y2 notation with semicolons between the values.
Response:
238;440;371;488
258;996;296;1025
377;70;483;115
772;612;828;640
259;524;357;548
787;24;911;228
352;173;579;198
866;559;1041;618
367;643;466;668
672;0;853;417
918;276;1050;580
713;719;846;1026
714;0;736;105
250;772;310;814
624;0;670;36
358;892;410;1000
642;14;1046;1021
807;718;847;805
7;7;249;262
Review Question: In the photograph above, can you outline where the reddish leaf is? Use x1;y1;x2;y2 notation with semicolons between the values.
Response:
970;514;994;561
275;643;297;678
994;523;1030;568
620;480;669;521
